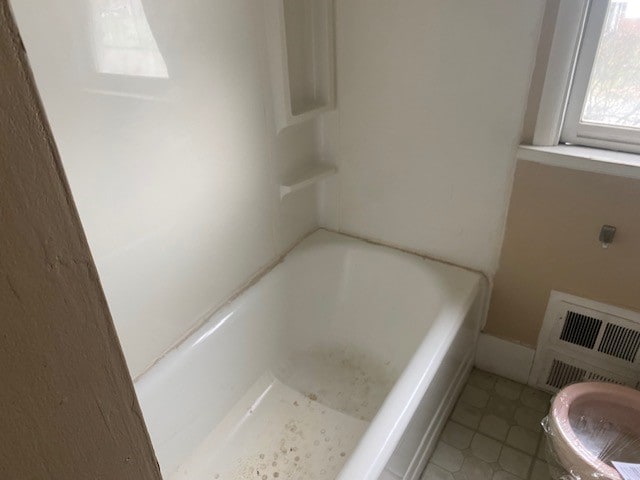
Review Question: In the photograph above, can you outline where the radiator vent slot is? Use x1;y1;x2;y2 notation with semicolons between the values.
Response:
530;292;640;393
546;359;585;390
541;355;632;392
559;311;602;349
597;323;640;362
585;372;625;385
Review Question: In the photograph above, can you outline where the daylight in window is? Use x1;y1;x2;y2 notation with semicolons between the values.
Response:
582;0;640;129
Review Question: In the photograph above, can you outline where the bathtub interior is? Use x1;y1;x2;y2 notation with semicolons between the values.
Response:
135;231;482;479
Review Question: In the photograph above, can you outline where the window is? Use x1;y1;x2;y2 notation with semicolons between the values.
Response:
561;0;640;153
561;0;640;152
533;0;640;157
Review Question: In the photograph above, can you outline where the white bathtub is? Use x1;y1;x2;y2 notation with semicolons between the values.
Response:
136;230;484;480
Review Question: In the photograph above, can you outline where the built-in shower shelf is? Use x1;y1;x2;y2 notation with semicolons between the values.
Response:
264;0;336;131
280;164;336;199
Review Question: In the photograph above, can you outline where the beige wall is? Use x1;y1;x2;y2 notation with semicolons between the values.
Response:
486;160;640;347
0;3;160;477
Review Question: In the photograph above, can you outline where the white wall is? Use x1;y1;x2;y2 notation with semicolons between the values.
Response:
324;0;546;274
12;0;547;376
11;0;320;377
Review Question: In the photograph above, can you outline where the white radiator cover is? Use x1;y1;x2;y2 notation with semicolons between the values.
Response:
530;291;640;393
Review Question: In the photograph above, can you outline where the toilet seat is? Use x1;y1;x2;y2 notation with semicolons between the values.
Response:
548;382;640;480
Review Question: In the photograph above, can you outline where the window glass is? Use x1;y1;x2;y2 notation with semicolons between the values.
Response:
581;0;640;129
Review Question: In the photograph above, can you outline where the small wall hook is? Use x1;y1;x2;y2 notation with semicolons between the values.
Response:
599;225;616;249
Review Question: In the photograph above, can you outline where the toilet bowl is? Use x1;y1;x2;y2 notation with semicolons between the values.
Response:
547;382;640;480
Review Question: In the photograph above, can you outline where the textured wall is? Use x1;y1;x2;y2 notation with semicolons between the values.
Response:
486;160;640;346
0;3;161;477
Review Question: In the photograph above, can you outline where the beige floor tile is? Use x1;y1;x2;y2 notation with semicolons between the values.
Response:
494;379;523;401
423;371;552;480
441;421;474;450
547;462;567;480
506;426;539;455
536;436;552;463
468;370;498;391
460;385;490;409
514;407;544;432
520;387;551;413
530;460;552;480
492;471;520;480
486;395;518;420
451;402;483;430
471;433;502;463
461;456;494;480
499;446;532;479
479;414;509;441
431;441;464;473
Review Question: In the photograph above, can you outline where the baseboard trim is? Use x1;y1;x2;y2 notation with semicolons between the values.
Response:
475;333;535;384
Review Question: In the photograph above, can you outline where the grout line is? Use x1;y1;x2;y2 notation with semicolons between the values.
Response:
427;369;551;480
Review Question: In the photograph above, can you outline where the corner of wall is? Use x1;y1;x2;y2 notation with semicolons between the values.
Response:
316;110;341;230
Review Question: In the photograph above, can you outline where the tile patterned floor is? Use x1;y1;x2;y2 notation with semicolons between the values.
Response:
421;369;553;480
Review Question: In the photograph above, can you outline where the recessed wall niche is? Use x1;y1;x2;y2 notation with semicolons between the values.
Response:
264;0;336;131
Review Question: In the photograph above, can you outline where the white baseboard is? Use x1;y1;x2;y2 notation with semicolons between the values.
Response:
475;333;535;384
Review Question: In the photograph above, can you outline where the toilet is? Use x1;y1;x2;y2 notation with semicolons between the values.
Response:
546;382;640;480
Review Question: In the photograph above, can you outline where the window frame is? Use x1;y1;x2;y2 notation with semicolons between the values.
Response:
534;0;640;155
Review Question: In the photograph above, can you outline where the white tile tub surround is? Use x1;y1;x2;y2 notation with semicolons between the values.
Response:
421;369;553;480
135;231;485;480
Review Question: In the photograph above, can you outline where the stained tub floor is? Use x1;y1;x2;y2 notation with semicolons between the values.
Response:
170;372;369;480
419;369;553;480
169;347;397;480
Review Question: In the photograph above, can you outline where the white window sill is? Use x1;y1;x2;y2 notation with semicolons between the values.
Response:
517;145;640;180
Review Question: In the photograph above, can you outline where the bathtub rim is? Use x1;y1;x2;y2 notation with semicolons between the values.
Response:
335;274;483;480
134;229;487;478
134;227;490;383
